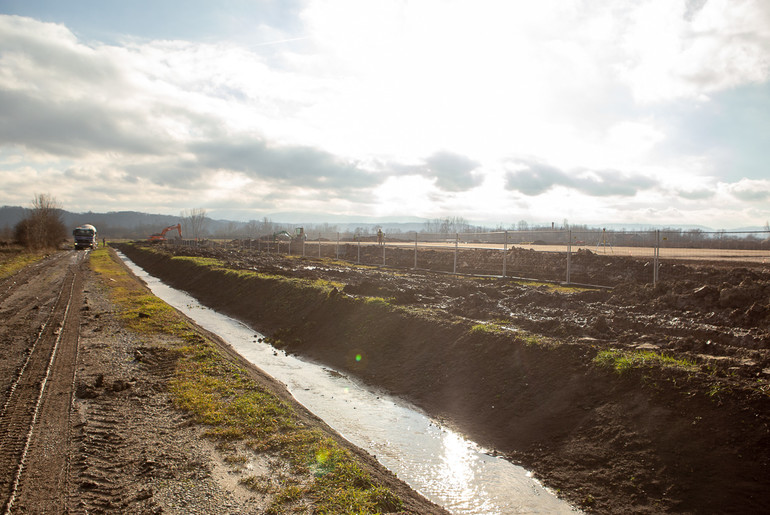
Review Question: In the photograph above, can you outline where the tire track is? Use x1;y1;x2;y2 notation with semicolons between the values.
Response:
0;252;83;514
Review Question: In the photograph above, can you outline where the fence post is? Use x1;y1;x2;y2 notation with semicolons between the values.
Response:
654;230;660;286
502;230;508;278
454;233;458;274
566;229;572;284
382;235;386;266
302;237;305;257
357;238;361;264
336;232;340;260
414;232;418;269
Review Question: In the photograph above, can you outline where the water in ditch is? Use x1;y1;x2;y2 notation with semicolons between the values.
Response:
118;252;579;514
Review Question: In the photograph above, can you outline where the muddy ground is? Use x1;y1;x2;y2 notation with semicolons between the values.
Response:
117;242;770;514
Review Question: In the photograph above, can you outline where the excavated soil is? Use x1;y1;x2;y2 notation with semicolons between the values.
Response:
116;242;770;514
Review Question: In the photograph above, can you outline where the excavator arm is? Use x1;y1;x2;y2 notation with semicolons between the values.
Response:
149;223;182;242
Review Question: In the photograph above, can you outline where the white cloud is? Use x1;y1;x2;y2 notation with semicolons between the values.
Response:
0;4;769;229
618;0;770;102
725;178;770;202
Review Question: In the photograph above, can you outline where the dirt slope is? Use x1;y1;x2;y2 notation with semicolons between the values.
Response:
116;242;770;514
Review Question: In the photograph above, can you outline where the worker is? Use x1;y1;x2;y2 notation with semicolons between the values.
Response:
377;229;384;246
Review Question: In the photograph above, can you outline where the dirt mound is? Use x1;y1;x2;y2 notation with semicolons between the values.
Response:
117;243;770;514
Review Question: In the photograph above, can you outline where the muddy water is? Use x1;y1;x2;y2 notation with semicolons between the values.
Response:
119;253;579;514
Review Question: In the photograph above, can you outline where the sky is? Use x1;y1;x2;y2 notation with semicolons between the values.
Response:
0;0;769;229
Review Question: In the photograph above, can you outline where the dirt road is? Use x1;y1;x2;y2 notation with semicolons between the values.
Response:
0;251;83;512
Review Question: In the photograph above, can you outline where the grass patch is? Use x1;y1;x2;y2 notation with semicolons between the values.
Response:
522;334;545;347
169;255;224;268
363;296;391;307
594;349;697;374
240;475;277;494
513;279;595;293
469;322;507;335
89;247;403;513
0;247;47;279
165;253;346;293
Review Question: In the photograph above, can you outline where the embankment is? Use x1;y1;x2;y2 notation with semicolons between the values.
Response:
116;244;770;514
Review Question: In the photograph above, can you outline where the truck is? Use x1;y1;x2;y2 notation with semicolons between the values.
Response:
73;224;98;250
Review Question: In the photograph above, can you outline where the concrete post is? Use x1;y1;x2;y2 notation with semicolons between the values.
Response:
502;230;508;278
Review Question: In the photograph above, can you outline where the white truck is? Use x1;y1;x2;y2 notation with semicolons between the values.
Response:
73;224;98;250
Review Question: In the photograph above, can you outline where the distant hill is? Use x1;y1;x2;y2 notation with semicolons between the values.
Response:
0;206;186;239
0;206;429;239
1;205;766;240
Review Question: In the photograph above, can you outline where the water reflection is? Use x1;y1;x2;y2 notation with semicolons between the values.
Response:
118;252;579;514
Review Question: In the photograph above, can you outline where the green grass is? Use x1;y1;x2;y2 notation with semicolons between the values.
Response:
593;349;697;374
512;279;595;293
522;334;545;347
0;247;47;280
169;255;224;268
363;296;392;307
167;253;346;293
469;322;507;335
89;247;404;513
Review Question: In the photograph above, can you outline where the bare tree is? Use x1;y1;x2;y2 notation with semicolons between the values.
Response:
243;220;260;239
259;217;274;236
14;193;66;249
181;208;207;240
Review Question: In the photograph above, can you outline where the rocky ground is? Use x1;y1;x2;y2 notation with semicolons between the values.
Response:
117;241;770;514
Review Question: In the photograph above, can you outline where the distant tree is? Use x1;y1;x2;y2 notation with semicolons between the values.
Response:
215;221;240;239
243;220;260;239
516;220;529;231
14;193;67;249
422;216;473;234
422;219;441;233
181;208;207;240
0;224;12;242
259;217;274;235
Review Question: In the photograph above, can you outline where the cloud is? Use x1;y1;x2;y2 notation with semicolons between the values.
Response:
388;151;482;192
0;15;382;200
503;161;567;196
1;9;769;229
677;188;715;200
0;89;174;157
618;0;770;102
423;151;482;192
190;138;383;191
504;159;658;197
726;178;770;201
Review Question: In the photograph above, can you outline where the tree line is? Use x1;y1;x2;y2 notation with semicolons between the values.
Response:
10;194;67;249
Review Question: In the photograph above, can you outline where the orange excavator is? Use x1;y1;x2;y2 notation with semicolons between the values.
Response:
148;223;182;243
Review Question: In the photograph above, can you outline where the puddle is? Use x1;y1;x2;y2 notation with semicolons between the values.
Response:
118;252;579;514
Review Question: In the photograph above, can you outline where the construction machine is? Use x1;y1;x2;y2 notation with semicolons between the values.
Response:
271;227;305;242
149;223;182;243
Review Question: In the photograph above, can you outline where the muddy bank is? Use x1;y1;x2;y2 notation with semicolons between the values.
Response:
117;243;770;514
